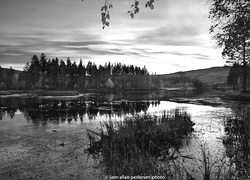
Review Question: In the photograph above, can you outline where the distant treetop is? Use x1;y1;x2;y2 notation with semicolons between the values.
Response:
24;53;149;76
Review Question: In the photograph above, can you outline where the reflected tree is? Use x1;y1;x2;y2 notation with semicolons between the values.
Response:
0;97;159;126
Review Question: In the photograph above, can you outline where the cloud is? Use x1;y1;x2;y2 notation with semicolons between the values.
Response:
145;50;210;60
0;29;142;66
136;23;204;47
0;0;224;74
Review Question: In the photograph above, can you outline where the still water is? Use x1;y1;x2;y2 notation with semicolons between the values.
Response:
0;91;249;179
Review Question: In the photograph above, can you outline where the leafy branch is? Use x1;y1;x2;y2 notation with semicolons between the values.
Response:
82;0;157;28
127;0;140;19
128;0;155;19
145;0;155;9
101;0;113;29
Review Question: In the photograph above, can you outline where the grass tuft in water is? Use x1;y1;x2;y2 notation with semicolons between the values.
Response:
86;108;195;177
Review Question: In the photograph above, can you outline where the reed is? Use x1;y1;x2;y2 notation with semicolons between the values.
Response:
86;109;195;177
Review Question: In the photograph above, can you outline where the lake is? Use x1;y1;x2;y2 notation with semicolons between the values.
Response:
0;90;249;179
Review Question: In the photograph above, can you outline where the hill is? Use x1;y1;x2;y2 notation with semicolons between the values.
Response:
0;66;231;90
163;67;231;86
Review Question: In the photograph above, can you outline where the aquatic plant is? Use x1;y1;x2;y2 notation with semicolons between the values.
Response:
195;143;228;180
223;104;250;179
85;108;195;177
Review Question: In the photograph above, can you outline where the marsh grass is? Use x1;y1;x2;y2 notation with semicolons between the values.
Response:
193;143;228;180
161;141;230;180
222;105;250;179
85;108;195;177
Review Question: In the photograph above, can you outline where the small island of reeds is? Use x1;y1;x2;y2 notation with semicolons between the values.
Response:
86;108;195;178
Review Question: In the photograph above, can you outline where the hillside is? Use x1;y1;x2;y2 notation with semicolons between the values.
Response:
0;66;231;90
163;67;231;86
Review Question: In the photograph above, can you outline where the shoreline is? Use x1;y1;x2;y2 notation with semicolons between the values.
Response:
0;90;80;97
0;88;195;97
2;89;249;103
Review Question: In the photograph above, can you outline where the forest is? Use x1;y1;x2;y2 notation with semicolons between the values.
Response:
0;53;203;91
24;53;149;77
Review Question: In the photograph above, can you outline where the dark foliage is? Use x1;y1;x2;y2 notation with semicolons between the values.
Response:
24;54;149;77
0;54;204;91
223;104;250;179
209;0;250;91
227;64;250;90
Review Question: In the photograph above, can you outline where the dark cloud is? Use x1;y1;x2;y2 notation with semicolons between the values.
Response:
0;31;133;66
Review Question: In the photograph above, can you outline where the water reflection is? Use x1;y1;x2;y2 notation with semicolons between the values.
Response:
0;89;201;122
0;97;160;126
1;92;250;179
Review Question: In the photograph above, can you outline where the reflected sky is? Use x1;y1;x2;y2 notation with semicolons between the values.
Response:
0;98;232;153
0;97;236;179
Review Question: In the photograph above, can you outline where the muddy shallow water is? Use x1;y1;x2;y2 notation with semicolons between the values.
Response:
0;93;247;179
0;113;102;180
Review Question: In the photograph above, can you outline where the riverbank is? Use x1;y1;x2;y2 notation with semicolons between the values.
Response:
0;90;80;97
168;97;224;107
0;88;191;97
221;90;250;101
168;90;250;107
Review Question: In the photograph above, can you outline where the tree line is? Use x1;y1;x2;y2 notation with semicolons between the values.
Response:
24;53;149;77
0;53;153;90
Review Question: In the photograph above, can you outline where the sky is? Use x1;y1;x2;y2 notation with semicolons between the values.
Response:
0;0;225;74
